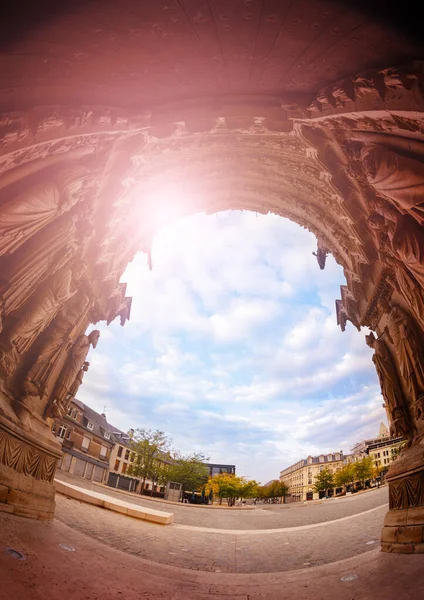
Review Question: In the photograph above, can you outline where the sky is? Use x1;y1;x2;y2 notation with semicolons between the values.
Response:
79;210;386;484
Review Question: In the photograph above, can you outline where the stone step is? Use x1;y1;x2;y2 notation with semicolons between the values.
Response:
54;479;174;525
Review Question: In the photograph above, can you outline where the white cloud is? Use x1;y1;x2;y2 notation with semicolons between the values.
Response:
78;211;385;483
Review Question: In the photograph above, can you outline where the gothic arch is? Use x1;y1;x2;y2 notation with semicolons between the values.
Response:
1;1;424;552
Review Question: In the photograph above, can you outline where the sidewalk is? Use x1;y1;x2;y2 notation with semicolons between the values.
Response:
1;509;423;600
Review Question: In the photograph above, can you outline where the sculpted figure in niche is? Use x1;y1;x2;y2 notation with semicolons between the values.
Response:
383;254;424;328
21;292;92;408
47;330;100;418
368;212;424;291
0;165;91;257
0;212;79;317
0;261;87;377
365;332;411;439
362;144;424;225
379;298;424;424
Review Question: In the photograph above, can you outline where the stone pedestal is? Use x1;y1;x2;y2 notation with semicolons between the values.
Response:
381;441;424;553
0;401;62;520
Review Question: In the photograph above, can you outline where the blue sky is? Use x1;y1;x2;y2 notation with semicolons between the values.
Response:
79;210;386;483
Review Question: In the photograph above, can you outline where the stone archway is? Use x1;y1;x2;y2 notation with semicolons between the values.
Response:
1;2;424;553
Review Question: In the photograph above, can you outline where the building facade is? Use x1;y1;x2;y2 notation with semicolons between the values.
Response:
280;451;345;501
351;424;404;471
54;399;114;483
203;463;236;478
107;427;140;493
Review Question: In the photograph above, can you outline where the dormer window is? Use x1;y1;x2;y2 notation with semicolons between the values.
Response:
67;407;79;420
87;421;93;431
104;431;110;440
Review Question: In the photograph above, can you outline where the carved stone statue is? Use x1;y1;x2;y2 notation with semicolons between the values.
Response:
362;144;424;225
379;299;424;422
365;331;411;439
385;256;424;328
0;212;79;317
0;165;91;257
67;361;89;399
47;330;100;418
21;290;93;407
368;212;424;291
312;239;329;270
0;262;87;377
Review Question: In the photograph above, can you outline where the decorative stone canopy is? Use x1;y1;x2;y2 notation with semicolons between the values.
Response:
0;0;424;552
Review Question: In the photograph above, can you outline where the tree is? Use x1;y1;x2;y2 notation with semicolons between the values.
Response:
334;464;355;493
239;479;260;501
313;468;334;497
353;457;373;488
260;480;289;503
127;428;172;494
167;452;209;495
206;474;261;506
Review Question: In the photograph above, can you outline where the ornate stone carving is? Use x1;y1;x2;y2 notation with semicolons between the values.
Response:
362;144;424;225
380;300;424;424
21;291;94;409
47;330;100;418
0;165;92;257
389;470;424;510
368;212;424;293
67;361;89;400
365;332;411;439
385;257;424;329
0;262;87;377
0;212;79;318
0;427;57;483
361;268;393;329
312;239;329;270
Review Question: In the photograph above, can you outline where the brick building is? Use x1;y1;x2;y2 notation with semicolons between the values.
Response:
53;399;114;483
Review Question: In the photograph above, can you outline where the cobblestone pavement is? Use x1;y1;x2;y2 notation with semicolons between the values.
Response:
2;508;424;600
55;493;387;572
56;472;388;530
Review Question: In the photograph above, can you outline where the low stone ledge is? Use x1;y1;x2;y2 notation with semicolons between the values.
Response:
54;479;174;525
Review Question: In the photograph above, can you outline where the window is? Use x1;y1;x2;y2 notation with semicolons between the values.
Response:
117;446;123;458
57;425;67;439
67;407;78;420
87;421;94;431
114;460;120;471
104;431;110;440
319;455;324;463
66;428;72;440
122;463;127;474
82;436;91;451
125;449;130;461
100;446;107;459
130;452;135;462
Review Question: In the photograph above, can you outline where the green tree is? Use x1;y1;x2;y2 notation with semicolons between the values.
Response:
260;480;289;503
167;452;209;495
149;458;172;496
313;468;334;497
334;464;355;493
206;474;257;506
239;479;260;500
353;457;373;488
127;428;172;494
